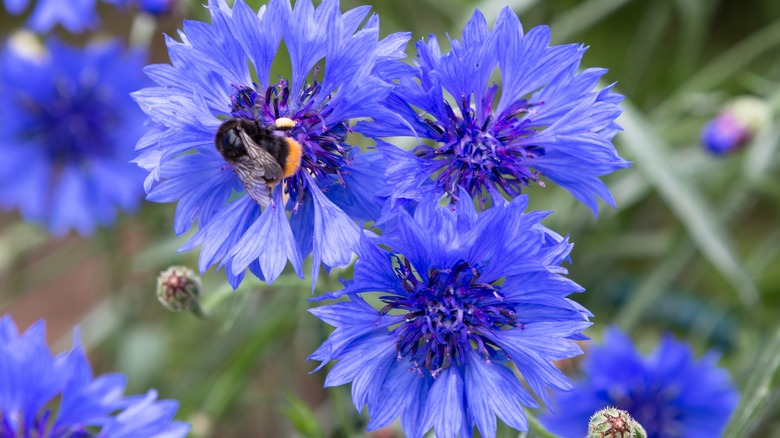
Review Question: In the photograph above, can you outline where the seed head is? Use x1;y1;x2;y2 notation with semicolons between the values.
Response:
588;407;647;438
156;266;204;317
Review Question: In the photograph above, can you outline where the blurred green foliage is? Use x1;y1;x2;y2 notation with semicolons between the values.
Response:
2;0;780;436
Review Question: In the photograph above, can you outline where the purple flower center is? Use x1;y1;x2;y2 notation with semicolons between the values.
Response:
380;256;521;378
415;86;545;208
20;79;115;163
228;79;352;210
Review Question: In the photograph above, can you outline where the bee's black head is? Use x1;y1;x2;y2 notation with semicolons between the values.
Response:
215;118;258;161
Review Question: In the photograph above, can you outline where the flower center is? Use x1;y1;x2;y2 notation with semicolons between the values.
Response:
228;78;352;210
611;385;683;438
380;257;521;378
414;86;545;208
21;79;115;163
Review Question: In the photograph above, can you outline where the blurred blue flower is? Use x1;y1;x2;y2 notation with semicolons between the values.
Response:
134;0;176;15
309;192;591;437
105;0;177;16
0;37;148;236
0;314;189;437
700;96;769;156
3;0;178;33
701;112;750;155
359;8;628;215
133;0;410;288
3;0;101;33
541;327;739;438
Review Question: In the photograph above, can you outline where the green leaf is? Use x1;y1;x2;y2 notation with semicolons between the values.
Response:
549;0;633;42
281;392;324;438
723;326;780;437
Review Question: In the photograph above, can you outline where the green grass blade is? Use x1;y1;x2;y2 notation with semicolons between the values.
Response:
617;103;759;306
550;0;633;42
654;19;780;120
723;326;780;437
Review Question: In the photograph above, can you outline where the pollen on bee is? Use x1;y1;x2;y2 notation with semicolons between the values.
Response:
274;117;296;130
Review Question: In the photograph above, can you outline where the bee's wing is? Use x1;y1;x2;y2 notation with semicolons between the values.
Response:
231;132;284;207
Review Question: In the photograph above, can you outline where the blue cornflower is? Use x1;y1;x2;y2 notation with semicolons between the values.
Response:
0;37;148;236
309;192;592;438
0;314;189;437
133;0;410;288
359;8;628;214
541;327;739;438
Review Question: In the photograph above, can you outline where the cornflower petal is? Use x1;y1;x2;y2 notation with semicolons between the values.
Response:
4;0;28;14
27;0;99;33
228;187;303;283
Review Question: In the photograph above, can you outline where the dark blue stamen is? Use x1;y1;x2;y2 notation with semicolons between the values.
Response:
414;87;546;208
381;256;521;378
612;387;682;438
19;79;116;164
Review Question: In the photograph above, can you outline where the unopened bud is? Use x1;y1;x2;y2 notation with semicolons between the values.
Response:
156;266;204;317
588;407;647;438
700;96;770;155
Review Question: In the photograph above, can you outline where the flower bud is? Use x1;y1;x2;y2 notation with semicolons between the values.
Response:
156;266;204;317
700;96;770;155
588;407;647;438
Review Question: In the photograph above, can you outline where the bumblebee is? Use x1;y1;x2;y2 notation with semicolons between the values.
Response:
215;117;302;206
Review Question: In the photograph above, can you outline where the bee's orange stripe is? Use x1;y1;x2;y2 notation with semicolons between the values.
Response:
283;138;302;177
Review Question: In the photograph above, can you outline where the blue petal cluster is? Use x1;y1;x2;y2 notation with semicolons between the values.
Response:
0;315;189;437
3;0;102;33
541;327;739;438
309;193;592;437
133;0;411;288
0;38;148;236
359;8;628;215
104;0;177;16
